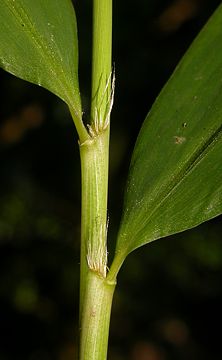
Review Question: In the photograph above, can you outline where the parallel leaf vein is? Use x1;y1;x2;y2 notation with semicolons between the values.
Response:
133;120;222;243
2;0;80;119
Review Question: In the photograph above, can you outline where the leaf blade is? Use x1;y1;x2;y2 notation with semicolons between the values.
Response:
0;0;81;119
114;4;222;265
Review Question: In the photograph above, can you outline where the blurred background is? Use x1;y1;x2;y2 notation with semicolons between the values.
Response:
0;0;222;359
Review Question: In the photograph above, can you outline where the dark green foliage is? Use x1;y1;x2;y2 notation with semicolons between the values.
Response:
115;4;222;263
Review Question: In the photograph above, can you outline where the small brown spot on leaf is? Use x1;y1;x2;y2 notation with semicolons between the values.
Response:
174;136;186;144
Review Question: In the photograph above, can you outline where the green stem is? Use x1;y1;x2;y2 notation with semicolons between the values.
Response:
79;129;109;317
79;1;113;358
79;129;112;359
80;271;116;359
91;0;112;127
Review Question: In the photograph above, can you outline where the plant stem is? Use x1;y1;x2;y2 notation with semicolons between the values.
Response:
79;130;110;317
79;0;113;358
79;128;113;360
91;0;112;127
80;271;116;359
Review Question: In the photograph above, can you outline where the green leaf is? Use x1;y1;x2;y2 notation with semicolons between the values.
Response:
113;4;222;270
0;0;81;120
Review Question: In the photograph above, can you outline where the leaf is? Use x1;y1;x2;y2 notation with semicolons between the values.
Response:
113;4;222;268
0;0;81;119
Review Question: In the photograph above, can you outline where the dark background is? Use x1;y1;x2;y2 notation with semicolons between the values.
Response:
0;0;222;359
